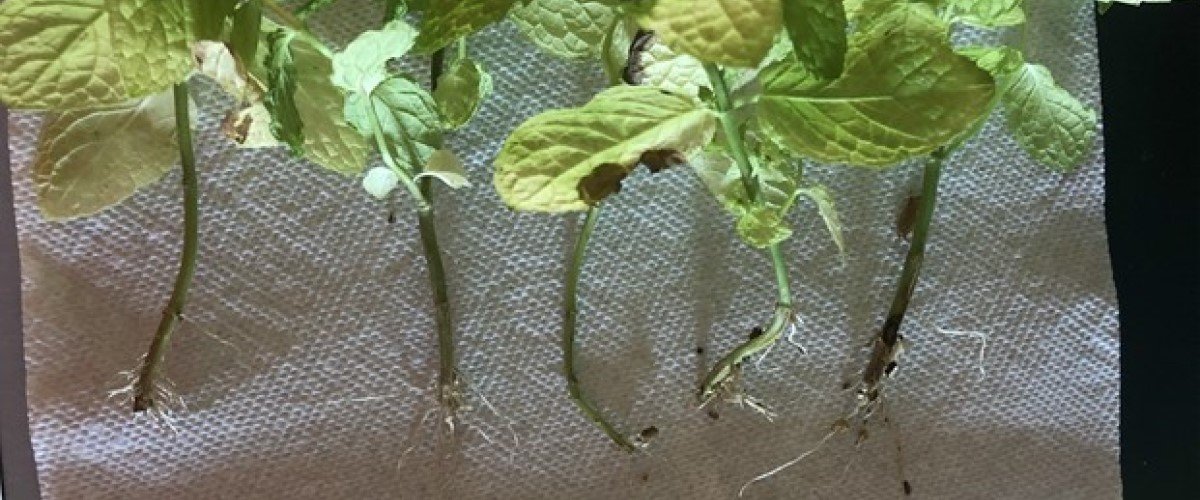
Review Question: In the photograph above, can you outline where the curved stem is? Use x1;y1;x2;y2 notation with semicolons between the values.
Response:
564;206;636;451
861;150;947;395
133;83;200;412
699;63;796;400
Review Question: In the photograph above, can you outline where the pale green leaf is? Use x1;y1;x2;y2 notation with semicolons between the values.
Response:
413;0;519;54
634;0;783;68
345;76;443;170
331;20;417;95
794;184;846;256
269;31;371;175
494;85;717;212
638;37;709;97
736;206;793;249
32;90;181;219
963;47;1097;170
362;166;400;199
944;0;1025;27
757;5;995;166
0;0;194;109
509;0;618;60
691;149;746;210
782;0;848;79
107;0;194;98
416;149;471;189
433;57;493;129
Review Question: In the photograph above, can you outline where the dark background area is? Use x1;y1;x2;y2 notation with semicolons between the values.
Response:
1099;2;1200;499
0;4;1198;500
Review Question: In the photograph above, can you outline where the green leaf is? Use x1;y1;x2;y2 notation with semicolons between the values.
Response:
345;76;443;170
495;85;717;212
782;0;848;80
736;206;793;249
756;5;995;166
292;36;371;175
0;0;195;109
32;90;182;219
230;0;263;69
943;0;1025;27
962;47;1097;170
794;184;846;256
331;20;418;96
509;0;618;60
843;0;892;20
634;0;783;68
433;57;493;129
413;0;519;54
263;29;304;154
416;149;471;189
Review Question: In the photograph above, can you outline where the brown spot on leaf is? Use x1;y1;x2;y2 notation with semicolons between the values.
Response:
639;149;687;173
577;163;628;206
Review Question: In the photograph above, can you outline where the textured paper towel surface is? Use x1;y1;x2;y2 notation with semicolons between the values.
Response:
9;2;1118;498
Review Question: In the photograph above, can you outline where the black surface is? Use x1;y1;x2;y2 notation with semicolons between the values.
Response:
1;105;39;499
1099;3;1200;499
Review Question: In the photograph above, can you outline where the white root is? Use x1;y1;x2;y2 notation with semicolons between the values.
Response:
936;327;990;381
738;420;849;497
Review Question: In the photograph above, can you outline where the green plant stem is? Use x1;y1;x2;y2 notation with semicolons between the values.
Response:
703;63;759;200
362;74;459;412
563;207;636;451
417;48;460;411
132;83;200;412
456;39;468;62
861;150;947;392
699;63;796;400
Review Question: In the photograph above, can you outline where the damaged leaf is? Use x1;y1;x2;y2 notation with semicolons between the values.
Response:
494;85;716;212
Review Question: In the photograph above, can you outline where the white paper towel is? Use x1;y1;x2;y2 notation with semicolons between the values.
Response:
8;1;1118;498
